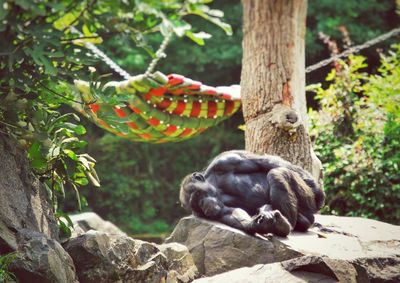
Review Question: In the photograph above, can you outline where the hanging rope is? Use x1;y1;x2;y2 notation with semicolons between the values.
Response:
145;31;172;76
70;26;131;79
306;27;400;74
70;26;172;79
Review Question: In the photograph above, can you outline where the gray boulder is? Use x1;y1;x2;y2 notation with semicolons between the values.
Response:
0;134;58;251
158;242;199;282
64;230;198;283
165;216;301;275
0;133;78;282
11;230;78;283
166;215;400;281
70;212;127;236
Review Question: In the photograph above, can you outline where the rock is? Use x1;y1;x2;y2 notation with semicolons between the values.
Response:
193;255;369;283
287;215;400;282
70;212;127;236
11;230;78;283
64;230;198;283
166;215;400;281
158;242;199;282
165;216;301;276
0;134;58;252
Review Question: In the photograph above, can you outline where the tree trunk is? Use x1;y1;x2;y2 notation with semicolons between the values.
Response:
241;0;321;179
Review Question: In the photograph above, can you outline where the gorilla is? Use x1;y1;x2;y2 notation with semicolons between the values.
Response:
180;150;325;237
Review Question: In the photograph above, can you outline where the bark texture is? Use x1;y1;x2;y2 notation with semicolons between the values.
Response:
241;0;321;178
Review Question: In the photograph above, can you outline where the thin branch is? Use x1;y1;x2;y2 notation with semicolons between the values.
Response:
306;27;400;74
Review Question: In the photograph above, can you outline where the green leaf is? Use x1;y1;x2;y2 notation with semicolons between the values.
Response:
74;177;89;186
53;12;77;30
185;31;212;45
63;123;86;135
28;141;47;170
64;149;78;161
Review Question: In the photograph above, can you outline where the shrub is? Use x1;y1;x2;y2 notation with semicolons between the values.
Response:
308;45;400;224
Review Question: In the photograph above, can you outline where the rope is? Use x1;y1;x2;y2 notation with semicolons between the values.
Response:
71;26;400;78
305;27;400;74
145;31;172;76
70;27;172;80
70;26;131;79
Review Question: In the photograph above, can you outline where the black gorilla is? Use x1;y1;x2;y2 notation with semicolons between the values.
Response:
180;150;325;237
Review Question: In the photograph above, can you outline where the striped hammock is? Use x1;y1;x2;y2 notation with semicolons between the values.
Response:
72;71;241;143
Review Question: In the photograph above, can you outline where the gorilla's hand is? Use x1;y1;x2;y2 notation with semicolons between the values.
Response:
199;196;223;218
252;210;292;237
190;188;224;218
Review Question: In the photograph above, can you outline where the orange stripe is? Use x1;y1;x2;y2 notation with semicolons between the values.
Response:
97;119;111;129
224;100;234;116
89;104;100;114
179;128;193;137
138;133;152;139
221;94;232;100
150;87;166;96
168;74;184;86
190;101;201;117
170;89;185;95
173;101;186;115
148;117;160;126
158;99;172;109
128;104;141;114
207;101;217;118
163;125;178;135
144;92;153;101
127;121;139;129
187;81;201;90
113;107;127;118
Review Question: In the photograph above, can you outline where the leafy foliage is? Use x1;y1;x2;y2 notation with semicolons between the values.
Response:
0;0;232;235
308;45;400;224
0;252;17;283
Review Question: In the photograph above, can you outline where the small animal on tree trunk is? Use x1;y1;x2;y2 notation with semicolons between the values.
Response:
179;150;325;237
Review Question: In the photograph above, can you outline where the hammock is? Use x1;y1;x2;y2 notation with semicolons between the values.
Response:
73;71;241;143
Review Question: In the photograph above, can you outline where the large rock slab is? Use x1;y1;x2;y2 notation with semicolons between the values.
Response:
166;215;400;281
165;216;301;275
64;230;198;283
193;255;369;283
0;134;58;252
70;212;127;236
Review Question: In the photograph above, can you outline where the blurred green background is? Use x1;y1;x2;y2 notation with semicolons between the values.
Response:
59;0;400;234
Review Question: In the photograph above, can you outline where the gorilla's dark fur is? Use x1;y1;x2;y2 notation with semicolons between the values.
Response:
180;150;325;237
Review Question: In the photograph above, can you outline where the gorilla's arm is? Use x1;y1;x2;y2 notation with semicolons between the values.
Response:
190;188;291;236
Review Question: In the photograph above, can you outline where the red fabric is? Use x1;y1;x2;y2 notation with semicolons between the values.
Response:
126;121;139;129
158;99;172;109
113;107;127;118
168;74;184;86
190;101;201;117
224;100;234;115
163;125;178;135
179;128;193;137
138;133;152;139
207;101;217;118
128;104;142;114
89;104;100;114
172;101;186;115
148;117;160;126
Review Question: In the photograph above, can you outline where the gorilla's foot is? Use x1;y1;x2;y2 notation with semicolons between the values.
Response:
253;210;292;237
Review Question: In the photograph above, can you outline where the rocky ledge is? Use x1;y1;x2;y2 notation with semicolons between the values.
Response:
166;214;400;282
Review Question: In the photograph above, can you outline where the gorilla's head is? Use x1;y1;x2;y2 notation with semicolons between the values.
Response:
179;172;222;217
